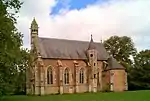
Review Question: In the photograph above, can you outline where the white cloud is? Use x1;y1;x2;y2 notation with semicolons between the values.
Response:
17;0;150;51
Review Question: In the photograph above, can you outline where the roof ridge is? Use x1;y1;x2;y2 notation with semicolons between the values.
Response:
38;36;102;44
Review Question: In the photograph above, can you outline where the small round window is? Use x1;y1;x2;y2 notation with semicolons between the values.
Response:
90;54;93;57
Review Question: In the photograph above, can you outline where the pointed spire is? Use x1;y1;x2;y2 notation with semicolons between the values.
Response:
88;34;96;50
31;17;38;29
32;17;37;25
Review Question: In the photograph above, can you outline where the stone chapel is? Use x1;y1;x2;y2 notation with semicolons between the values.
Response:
26;18;128;95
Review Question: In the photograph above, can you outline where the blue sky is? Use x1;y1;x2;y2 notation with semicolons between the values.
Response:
17;0;150;51
50;0;109;15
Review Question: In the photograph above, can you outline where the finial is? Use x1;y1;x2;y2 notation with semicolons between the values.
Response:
100;37;103;43
90;34;93;42
88;34;95;50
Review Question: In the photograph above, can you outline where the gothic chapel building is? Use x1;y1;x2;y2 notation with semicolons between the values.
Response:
26;18;128;95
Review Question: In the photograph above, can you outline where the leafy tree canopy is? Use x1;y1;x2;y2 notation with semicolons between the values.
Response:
129;50;150;90
103;36;137;70
0;0;26;96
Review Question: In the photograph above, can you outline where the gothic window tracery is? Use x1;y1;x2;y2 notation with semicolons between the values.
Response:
47;67;53;84
64;68;69;84
79;68;84;84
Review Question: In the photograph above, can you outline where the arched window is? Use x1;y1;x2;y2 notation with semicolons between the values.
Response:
79;68;84;84
47;67;53;84
64;68;69;84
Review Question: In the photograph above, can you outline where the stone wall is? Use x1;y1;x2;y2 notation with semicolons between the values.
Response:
102;70;110;91
42;59;103;94
110;70;127;92
27;58;127;95
45;86;59;94
102;69;127;92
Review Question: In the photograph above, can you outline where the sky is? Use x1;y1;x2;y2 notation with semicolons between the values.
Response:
17;0;150;51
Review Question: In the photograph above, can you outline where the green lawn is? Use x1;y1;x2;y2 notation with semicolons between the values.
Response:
3;90;150;101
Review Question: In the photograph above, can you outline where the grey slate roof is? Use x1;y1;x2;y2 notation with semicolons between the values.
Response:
38;37;124;69
38;37;109;60
107;57;124;69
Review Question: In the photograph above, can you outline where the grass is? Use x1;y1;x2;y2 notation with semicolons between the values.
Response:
3;90;150;101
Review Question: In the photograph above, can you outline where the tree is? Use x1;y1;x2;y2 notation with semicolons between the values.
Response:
129;50;150;90
103;36;137;71
0;0;23;96
13;49;30;95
